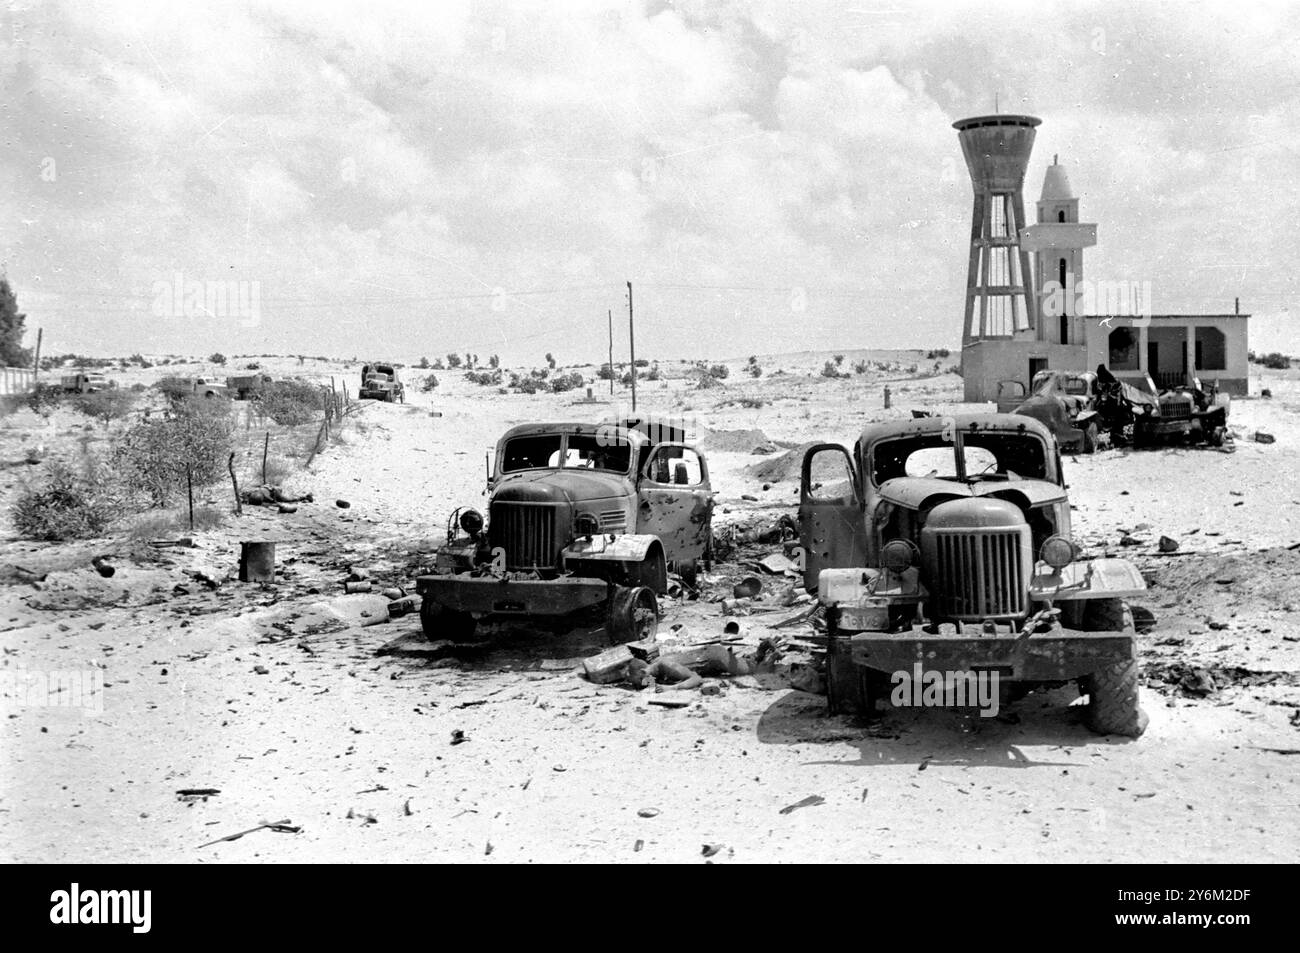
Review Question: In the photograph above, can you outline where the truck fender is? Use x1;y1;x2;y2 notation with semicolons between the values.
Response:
1030;557;1147;603
561;534;667;592
1074;409;1100;426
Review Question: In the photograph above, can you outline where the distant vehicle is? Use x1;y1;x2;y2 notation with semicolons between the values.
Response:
994;379;1027;414
1095;367;1226;447
359;363;404;403
59;372;114;394
226;373;274;400
159;376;230;399
1014;369;1106;453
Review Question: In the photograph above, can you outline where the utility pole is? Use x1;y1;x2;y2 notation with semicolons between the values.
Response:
32;327;42;380
607;309;614;396
626;281;636;412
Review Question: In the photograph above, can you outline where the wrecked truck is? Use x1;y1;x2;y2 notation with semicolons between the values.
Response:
359;363;404;403
799;413;1149;736
415;419;714;643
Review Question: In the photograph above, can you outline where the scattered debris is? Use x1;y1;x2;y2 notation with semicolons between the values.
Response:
197;819;298;848
779;795;825;815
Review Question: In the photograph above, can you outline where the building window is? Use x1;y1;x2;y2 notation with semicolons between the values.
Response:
1058;210;1065;223
1195;326;1226;371
1109;327;1139;370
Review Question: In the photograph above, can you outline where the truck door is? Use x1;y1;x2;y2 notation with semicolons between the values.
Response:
637;443;714;566
799;444;866;592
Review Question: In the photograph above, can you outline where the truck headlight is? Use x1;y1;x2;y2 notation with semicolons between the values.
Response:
459;509;484;535
574;513;600;537
1040;535;1075;570
881;538;918;573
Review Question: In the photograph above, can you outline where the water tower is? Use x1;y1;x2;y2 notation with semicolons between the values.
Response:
953;114;1040;344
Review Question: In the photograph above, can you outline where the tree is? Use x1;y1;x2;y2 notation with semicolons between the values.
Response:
446;353;462;368
545;352;557;369
0;278;32;367
209;352;227;365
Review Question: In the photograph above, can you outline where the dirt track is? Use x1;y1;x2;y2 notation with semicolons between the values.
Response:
2;354;1298;862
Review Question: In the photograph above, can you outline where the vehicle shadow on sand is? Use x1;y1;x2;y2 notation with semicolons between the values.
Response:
755;686;1141;770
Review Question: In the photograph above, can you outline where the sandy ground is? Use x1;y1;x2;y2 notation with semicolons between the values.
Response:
1;352;1298;863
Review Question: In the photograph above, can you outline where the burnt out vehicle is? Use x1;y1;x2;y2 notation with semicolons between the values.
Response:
1013;369;1105;453
1096;366;1227;447
800;413;1149;736
359;363;404;402
415;417;713;643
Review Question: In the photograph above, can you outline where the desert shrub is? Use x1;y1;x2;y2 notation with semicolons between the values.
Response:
695;373;722;390
418;373;439;392
634;358;649;367
1254;351;1292;369
418;356;430;369
821;361;844;378
72;389;136;425
129;383;147;393
466;369;501;386
127;504;225;539
833;354;845;366
489;355;500;368
746;355;762;378
852;360;868;374
514;376;545;394
12;459;117;540
550;371;584;393
209;352;227;365
25;382;65;415
645;363;661;381
258;381;324;426
446;353;462;368
115;401;234;505
739;396;765;409
707;363;729;380
925;348;951;359
154;376;194;401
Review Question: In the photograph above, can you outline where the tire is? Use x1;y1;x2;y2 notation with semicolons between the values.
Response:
1076;599;1148;737
1207;425;1225;447
1082;421;1098;454
606;585;658;644
420;596;477;642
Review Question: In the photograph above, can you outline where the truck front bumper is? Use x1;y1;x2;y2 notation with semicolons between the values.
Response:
832;624;1135;682
415;573;610;617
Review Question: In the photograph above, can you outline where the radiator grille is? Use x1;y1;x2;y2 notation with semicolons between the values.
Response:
1158;397;1192;421
489;502;558;570
928;527;1029;621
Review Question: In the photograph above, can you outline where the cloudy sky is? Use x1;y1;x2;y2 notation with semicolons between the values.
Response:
3;0;1299;363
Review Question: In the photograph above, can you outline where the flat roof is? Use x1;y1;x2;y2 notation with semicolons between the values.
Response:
1085;314;1250;320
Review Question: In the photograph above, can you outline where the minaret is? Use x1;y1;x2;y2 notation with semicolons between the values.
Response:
1020;155;1097;346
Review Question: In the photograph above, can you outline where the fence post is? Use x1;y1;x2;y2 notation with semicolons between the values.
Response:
262;432;269;484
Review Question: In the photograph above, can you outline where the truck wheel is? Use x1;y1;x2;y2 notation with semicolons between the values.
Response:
1076;599;1148;738
1082;421;1099;454
606;585;658;644
1207;425;1225;447
420;597;477;642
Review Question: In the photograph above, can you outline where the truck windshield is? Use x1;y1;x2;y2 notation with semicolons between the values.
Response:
872;433;1049;484
501;433;632;474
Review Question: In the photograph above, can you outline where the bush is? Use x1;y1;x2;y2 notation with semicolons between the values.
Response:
209;352;227;365
12;460;117;540
419;356;430;369
155;376;194;402
739;396;765;408
446;353;462;368
550;371;584;393
852;360;868;374
466;369;501;387
925;348;951;359
597;363;616;380
707;364;729;380
1254;351;1292;370
418;373;439;393
72;389;135;425
26;382;65;415
258;381;324;426
645;363;661;381
821;361;845;379
115;401;234;505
